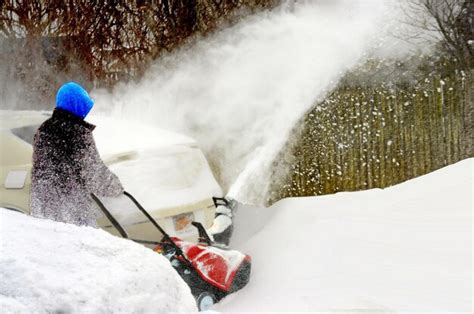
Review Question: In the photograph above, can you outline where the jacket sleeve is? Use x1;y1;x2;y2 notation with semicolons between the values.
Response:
77;131;124;197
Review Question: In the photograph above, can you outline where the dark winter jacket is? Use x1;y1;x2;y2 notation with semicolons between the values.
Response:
31;108;124;226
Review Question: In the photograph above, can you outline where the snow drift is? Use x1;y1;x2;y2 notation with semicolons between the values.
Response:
216;158;473;312
0;211;197;313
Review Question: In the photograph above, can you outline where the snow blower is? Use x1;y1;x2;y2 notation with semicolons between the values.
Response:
91;191;251;311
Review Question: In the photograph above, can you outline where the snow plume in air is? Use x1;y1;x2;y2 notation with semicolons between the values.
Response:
93;0;398;206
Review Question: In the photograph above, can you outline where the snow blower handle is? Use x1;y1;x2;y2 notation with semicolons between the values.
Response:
91;193;129;239
122;191;185;256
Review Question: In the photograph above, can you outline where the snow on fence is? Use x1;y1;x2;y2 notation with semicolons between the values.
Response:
273;65;472;200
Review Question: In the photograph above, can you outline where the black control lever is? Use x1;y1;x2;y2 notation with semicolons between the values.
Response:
191;221;213;245
212;197;231;208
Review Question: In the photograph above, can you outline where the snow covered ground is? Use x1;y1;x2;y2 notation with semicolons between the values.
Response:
0;211;197;313
216;158;473;312
0;159;471;313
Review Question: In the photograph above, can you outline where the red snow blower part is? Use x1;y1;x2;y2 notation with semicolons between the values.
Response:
91;191;251;311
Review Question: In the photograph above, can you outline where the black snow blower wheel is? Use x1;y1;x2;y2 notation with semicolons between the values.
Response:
197;291;216;311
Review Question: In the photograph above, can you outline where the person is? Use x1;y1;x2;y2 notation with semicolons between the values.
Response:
31;82;124;226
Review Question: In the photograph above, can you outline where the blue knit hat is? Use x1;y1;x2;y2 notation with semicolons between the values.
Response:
56;82;94;119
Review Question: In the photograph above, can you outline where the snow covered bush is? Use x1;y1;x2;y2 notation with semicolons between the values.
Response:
0;210;197;313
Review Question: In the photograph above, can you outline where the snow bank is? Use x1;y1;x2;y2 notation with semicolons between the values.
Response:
217;159;473;312
0;211;197;313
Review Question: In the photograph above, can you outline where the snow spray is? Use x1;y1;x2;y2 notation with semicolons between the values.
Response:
93;0;399;206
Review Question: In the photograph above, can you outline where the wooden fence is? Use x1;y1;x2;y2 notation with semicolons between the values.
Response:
271;68;472;201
